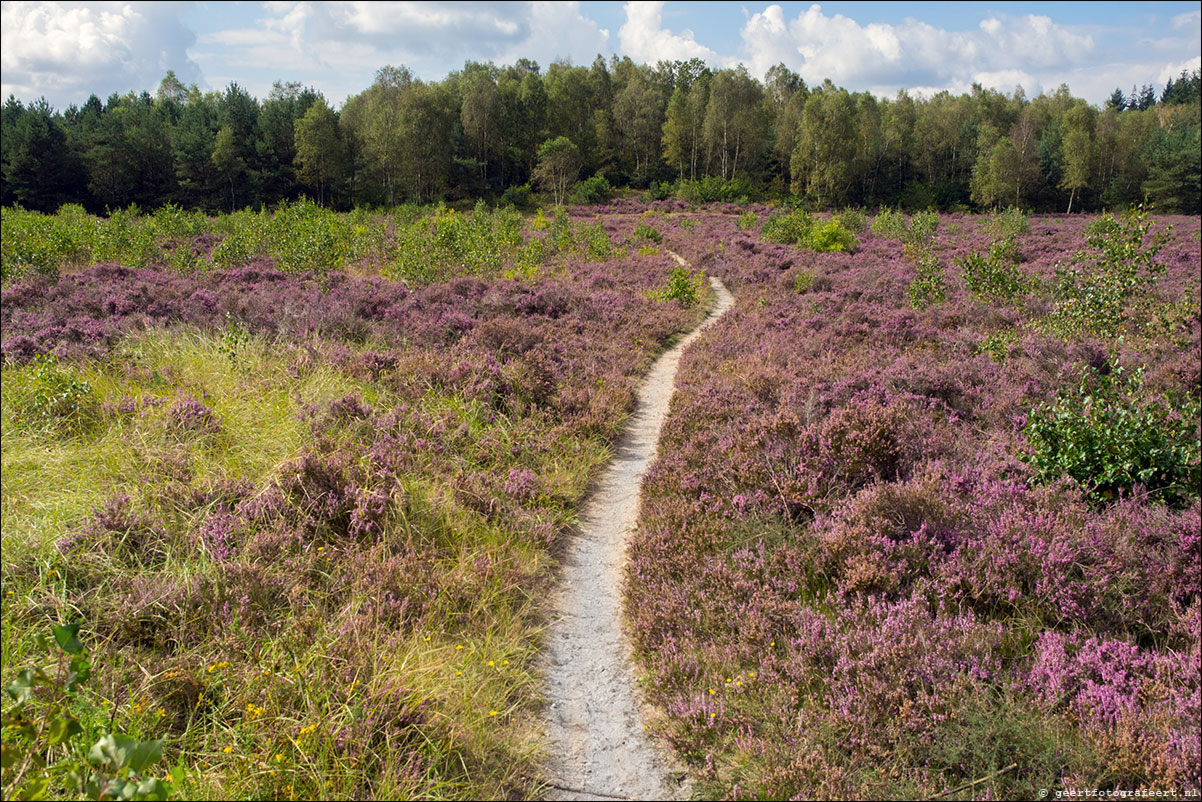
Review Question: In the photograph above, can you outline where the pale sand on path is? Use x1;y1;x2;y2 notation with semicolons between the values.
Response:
541;255;734;801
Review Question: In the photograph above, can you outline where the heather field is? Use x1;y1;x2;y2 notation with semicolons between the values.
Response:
0;205;708;799
632;208;1201;799
1;201;1200;801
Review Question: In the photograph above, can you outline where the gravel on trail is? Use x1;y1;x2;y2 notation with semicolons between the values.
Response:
541;259;734;801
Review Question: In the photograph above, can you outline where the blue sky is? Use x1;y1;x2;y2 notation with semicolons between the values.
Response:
3;1;1199;109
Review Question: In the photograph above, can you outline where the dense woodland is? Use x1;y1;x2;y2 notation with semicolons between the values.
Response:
2;58;1199;215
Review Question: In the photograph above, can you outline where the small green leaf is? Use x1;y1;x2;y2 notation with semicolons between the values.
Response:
136;777;170;801
18;773;51;800
52;622;84;655
46;714;83;745
124;738;164;775
1;742;24;770
89;733;135;771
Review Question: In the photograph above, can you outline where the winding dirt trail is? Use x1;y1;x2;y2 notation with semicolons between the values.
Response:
541;255;734;801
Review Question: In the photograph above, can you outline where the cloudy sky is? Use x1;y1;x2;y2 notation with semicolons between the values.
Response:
2;1;1199;109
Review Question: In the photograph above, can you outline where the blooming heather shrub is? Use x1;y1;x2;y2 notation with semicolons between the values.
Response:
1;211;711;799
1023;363;1201;506
165;393;222;438
633;211;1201;798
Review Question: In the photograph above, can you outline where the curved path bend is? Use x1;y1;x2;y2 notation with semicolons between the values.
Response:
541;254;734;801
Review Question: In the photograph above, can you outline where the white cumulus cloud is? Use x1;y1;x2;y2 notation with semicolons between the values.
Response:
618;1;717;64
1;0;202;106
736;4;1096;99
195;1;610;103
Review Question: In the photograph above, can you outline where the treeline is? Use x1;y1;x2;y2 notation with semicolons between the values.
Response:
2;60;1199;214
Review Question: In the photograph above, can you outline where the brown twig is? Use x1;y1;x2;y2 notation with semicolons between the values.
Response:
933;762;1019;799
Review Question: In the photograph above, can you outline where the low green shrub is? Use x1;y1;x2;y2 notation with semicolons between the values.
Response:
763;210;857;252
575;174;613;205
793;269;816;294
983;206;1030;239
499;183;533;209
870;207;909;240
807;220;858;253
762;208;813;245
631;220;663;244
655;264;704;306
907;250;947;309
958;237;1029;303
1045;207;1170;338
2;624;177;801
4;354;99;436
833;208;866;235
677;176;755;205
1023;363;1200;506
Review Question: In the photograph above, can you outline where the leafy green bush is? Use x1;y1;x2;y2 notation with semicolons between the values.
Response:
870;207;909;240
631;220;663;244
833;208;866;235
983;206;1030;239
655;264;704;306
763;210;857;252
905;210;940;252
581;221;620;261
211;209;269;269
92;207;158;269
907;250;947;309
268;198;351;275
499;183;533;209
807;220;858;253
1045;207;1170;338
736;210;757;232
644;180;674;201
958;237;1029;303
1023;363;1200;505
575;174;613;205
1;207;61;281
677;176;755;204
792;269;816;294
2;624;177;801
762;208;813;245
5;354;99;436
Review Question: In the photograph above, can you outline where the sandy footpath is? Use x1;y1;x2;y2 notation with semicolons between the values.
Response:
541;256;734;801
